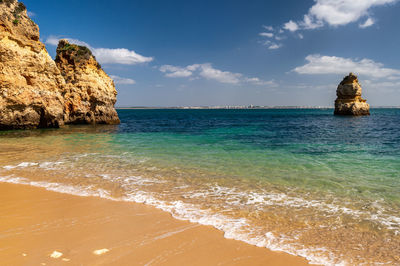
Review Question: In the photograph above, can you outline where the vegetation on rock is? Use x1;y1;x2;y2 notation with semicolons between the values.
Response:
14;2;26;13
56;41;101;69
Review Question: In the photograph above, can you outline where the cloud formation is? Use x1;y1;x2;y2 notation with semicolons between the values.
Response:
268;43;282;50
283;20;299;32
109;75;136;85
263;25;274;31
359;18;375;28
160;63;276;86
293;54;400;79
94;48;153;65
259;32;274;38
286;0;396;31
45;36;153;65
259;0;397;50
159;65;193;78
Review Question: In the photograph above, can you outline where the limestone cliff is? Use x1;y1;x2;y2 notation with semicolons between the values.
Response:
334;73;370;116
55;40;120;125
0;0;65;129
0;0;120;130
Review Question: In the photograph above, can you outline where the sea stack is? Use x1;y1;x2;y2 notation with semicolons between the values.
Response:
0;0;119;130
334;73;370;116
55;40;120;125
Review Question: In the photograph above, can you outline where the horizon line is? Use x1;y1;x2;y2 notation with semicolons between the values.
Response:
115;105;400;109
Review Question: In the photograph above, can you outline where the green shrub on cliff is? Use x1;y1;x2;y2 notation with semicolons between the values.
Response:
14;2;26;14
59;43;77;52
57;42;101;68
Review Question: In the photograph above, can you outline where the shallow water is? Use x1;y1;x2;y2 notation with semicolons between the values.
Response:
1;109;400;265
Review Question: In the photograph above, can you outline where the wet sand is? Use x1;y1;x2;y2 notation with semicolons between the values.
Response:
0;182;309;265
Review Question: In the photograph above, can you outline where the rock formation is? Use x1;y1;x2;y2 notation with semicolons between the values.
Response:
334;73;370;116
55;40;120;125
0;0;119;130
0;0;65;129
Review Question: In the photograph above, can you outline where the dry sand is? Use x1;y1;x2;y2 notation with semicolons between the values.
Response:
0;182;309;265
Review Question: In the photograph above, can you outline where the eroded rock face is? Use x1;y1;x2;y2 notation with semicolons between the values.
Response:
0;0;65;129
334;73;370;116
0;0;120;130
55;40;120;125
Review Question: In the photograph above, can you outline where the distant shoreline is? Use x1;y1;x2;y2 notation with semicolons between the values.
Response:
116;106;400;110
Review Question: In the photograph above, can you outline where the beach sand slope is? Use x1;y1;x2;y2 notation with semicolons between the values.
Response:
0;183;309;265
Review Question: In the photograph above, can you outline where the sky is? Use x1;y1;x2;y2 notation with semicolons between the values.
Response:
23;0;400;107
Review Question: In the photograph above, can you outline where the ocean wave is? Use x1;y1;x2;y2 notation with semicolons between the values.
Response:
183;185;400;234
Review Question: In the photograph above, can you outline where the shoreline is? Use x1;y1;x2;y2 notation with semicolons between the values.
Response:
115;106;400;110
0;182;309;265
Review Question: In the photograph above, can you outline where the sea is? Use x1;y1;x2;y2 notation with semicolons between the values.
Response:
1;108;399;265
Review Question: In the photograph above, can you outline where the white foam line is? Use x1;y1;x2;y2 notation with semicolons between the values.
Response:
3;162;38;170
0;176;114;201
2;161;64;171
183;186;400;234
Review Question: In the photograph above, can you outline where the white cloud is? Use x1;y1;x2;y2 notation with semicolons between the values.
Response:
300;14;324;29
159;63;275;86
268;43;282;50
359;17;375;28
283;20;299;32
307;0;395;27
245;77;278;86
109;75;136;85
45;36;61;46
160;65;193;78
264;0;396;48
198;63;242;84
286;0;396;32
263;25;274;31
259;28;283;50
262;40;272;46
45;36;153;65
27;11;35;17
94;48;153;65
293;54;400;79
259;32;274;38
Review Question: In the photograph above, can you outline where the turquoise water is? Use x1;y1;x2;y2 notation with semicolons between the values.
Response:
1;109;400;265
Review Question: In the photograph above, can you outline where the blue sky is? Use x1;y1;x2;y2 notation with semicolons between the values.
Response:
24;0;400;107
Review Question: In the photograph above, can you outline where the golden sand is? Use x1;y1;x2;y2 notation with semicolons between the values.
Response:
0;182;309;265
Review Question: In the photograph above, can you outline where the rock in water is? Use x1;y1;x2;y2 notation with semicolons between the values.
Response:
0;0;65;129
55;40;120;125
334;73;370;116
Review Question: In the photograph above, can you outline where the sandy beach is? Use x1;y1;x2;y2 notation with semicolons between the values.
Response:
0;182;309;265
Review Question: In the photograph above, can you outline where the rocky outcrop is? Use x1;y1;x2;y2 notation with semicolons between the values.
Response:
55;40;120;125
334;73;370;116
0;0;119;130
0;0;65;129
